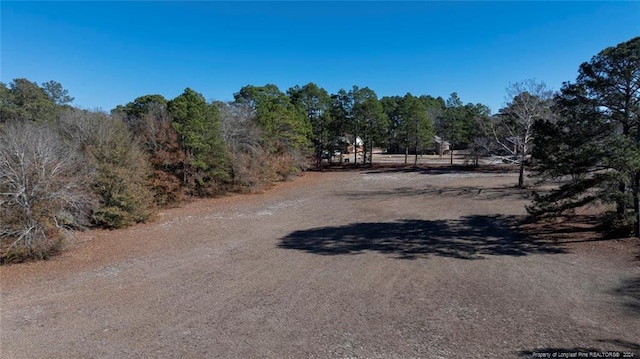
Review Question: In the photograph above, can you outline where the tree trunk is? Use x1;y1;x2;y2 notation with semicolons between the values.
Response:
634;173;640;237
404;146;408;164
618;182;627;216
370;139;374;166
354;134;358;165
635;119;640;237
183;151;189;185
362;137;367;167
414;140;418;166
619;124;630;220
518;160;525;188
450;145;454;165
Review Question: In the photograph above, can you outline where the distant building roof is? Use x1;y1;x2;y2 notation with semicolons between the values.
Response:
434;136;450;146
339;134;364;146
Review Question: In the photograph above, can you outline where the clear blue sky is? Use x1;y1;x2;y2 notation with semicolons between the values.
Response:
1;1;638;114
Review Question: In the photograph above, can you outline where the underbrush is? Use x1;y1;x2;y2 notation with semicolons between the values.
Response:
0;223;66;264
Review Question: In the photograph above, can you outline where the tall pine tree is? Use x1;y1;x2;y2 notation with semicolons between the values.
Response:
530;37;640;236
168;88;232;196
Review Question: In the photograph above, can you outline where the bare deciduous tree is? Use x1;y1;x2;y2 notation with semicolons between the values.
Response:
0;122;94;261
217;101;275;188
116;102;185;206
218;102;262;156
482;80;554;187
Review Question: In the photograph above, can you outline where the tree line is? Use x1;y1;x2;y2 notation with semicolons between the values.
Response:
1;35;637;262
0;79;487;262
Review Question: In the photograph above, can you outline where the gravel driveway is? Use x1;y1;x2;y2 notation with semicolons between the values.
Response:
1;166;638;358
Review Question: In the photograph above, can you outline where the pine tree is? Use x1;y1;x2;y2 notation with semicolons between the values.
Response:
168;88;232;196
529;37;640;235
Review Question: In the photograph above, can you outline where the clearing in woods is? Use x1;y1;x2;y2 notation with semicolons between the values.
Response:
1;164;639;358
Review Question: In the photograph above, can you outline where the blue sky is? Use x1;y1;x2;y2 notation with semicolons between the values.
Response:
1;1;639;114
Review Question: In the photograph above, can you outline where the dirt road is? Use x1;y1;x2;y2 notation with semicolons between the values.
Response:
1;166;639;358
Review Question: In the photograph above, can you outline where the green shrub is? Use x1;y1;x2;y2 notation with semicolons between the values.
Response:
57;109;155;229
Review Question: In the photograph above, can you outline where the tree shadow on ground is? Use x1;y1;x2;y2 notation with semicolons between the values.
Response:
362;163;517;175
340;184;531;201
597;339;640;351
518;214;640;254
518;215;605;243
309;163;516;175
612;276;640;316
278;215;565;260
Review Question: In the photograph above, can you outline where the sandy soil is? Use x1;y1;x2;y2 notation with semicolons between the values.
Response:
1;165;639;358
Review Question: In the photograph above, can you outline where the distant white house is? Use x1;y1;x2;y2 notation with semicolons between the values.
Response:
338;134;364;147
337;134;364;154
434;136;450;154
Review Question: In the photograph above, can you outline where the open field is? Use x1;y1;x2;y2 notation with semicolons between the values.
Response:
330;150;507;167
1;165;639;358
